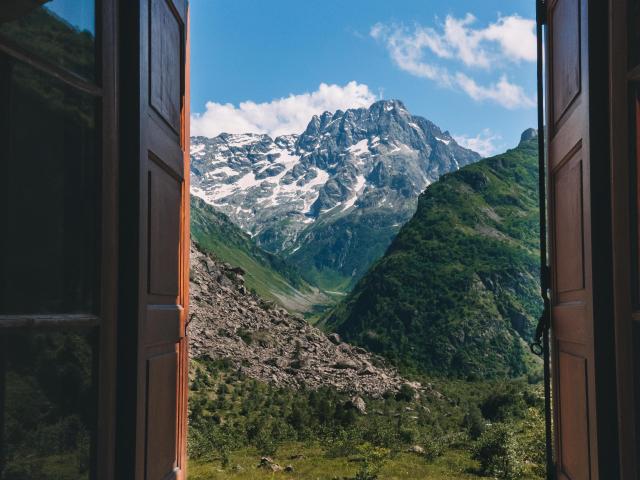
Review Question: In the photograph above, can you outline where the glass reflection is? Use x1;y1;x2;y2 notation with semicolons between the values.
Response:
0;60;99;315
0;329;97;480
632;0;640;69
0;0;95;80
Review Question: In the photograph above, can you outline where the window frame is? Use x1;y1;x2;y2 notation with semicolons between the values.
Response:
0;1;118;478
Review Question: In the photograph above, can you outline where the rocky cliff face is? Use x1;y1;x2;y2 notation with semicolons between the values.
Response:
188;243;415;397
190;99;480;289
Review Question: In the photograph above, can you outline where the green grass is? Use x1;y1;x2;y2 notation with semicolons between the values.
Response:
189;444;481;480
188;443;543;480
188;359;546;480
197;233;301;301
297;267;354;295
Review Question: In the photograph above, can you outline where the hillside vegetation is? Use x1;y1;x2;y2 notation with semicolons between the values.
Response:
187;133;546;479
188;359;545;480
324;134;542;378
191;196;329;312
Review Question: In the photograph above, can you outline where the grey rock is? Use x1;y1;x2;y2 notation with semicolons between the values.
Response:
258;457;282;472
188;242;417;397
333;359;358;370
519;128;538;144
349;396;367;414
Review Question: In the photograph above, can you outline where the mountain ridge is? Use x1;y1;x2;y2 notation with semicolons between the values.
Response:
323;132;542;378
190;99;480;290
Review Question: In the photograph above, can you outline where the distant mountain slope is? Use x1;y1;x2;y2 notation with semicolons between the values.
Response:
323;131;542;378
190;99;480;290
190;196;327;312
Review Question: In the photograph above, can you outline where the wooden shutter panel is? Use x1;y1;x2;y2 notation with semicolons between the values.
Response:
609;0;640;477
140;1;189;478
118;1;190;478
546;0;620;477
547;0;596;477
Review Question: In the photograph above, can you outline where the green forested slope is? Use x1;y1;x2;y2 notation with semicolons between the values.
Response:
324;134;542;378
191;196;327;312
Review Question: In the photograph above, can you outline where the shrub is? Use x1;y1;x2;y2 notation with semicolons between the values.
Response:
355;443;390;480
473;423;524;480
463;405;486;439
360;416;399;448
398;426;418;444
326;428;359;458
519;407;546;477
187;423;215;461
480;384;525;422
395;384;415;402
254;424;279;457
422;437;445;462
188;419;242;468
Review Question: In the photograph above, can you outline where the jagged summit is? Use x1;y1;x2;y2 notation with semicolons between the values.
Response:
190;101;481;289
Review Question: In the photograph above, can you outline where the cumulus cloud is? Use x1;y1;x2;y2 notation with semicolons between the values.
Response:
371;14;536;109
454;129;503;157
191;81;378;138
481;15;537;63
455;73;535;109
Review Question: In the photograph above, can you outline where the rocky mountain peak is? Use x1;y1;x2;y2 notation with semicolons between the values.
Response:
519;128;538;145
190;101;481;288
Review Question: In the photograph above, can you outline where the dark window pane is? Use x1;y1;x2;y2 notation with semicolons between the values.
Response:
0;0;95;80
633;88;640;306
631;0;640;69
0;329;97;480
0;60;99;314
634;321;640;467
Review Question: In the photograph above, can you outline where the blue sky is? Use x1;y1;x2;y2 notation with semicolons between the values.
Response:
190;0;537;156
47;0;95;33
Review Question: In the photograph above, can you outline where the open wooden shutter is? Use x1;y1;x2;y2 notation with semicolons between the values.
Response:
545;0;620;477
546;0;596;470
610;0;640;477
118;1;190;478
138;1;189;478
546;2;594;475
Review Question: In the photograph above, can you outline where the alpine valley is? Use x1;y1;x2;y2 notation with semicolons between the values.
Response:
190;99;480;291
189;100;542;379
187;102;546;478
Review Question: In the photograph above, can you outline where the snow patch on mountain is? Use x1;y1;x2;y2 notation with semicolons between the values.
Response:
347;139;370;156
190;100;481;257
342;175;366;211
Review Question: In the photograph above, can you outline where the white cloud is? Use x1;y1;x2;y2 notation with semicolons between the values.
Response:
454;129;503;157
371;14;536;109
443;14;491;68
372;23;454;85
481;15;537;63
455;73;535;109
191;81;378;138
